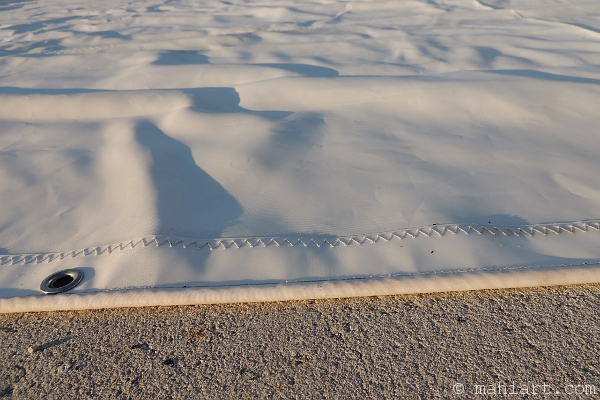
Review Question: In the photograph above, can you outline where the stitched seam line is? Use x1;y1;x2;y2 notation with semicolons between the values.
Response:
27;261;600;296
2;219;599;266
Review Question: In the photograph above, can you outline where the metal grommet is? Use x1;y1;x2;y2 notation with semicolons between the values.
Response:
40;269;84;294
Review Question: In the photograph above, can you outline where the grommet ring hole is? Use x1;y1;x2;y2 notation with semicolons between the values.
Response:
40;269;84;294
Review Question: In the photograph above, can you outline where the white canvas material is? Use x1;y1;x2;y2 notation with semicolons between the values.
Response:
1;0;600;312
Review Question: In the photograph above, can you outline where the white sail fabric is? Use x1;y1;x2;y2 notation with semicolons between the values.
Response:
1;0;600;312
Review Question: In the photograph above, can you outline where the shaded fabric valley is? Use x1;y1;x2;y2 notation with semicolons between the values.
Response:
134;120;242;240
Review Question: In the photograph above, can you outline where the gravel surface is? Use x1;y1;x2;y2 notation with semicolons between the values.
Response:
1;285;599;399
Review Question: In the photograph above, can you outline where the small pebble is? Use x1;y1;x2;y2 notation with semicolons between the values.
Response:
58;362;72;373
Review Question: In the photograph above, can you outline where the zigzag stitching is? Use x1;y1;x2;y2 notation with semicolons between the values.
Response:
1;219;599;266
